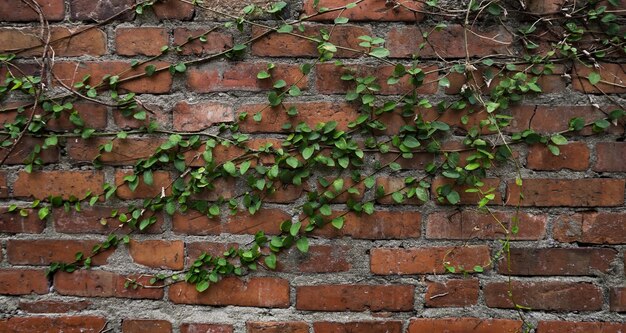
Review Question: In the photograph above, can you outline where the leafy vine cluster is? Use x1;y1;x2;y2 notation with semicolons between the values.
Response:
1;0;625;330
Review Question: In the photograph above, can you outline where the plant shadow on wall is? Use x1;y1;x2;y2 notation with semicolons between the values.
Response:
0;0;625;332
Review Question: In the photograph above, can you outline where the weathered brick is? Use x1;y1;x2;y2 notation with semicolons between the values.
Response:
296;284;414;311
54;61;172;94
13;170;103;199
316;63;438;95
224;209;291;235
180;323;234;333
553;212;626;244
0;316;106;333
536;321;626;333
172;210;222;235
19;300;90;313
572;63;626;94
0;207;46;234
173;29;232;55
425;279;479;307
527;142;590;171
499;248;617;276
238;102;358;133
506;178;625;207
67;137;164;165
408;318;522;333
375;177;424;205
370;246;490;275
247;322;308;333
431;178;503;205
251;24;370;58
278;245;351;273
0;269;48;295
168;277;290;308
313;211;421;239
173;101;234;131
595;142;626;172
122;319;172;333
0;0;64;21
508;105;623;135
485;281;602;311
388;25;512;58
313;321;403;333
610;287;626;312
54;271;164;299
152;0;194;20
115;27;168;56
129;240;184;270
0;27;106;57
426;210;546;240
54;206;164;234
303;0;424;21
0;137;59;165
7;239;112;265
115;170;172;199
187;62;307;93
70;0;135;21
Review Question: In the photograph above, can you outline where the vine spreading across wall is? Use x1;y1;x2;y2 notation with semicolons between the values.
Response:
1;0;624;331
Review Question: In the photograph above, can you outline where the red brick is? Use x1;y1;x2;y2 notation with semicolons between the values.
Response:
0;171;7;198
526;0;565;13
303;0;423;21
68;137;164;165
54;271;164;299
426;210;546;240
313;321;403;333
388;25;512;59
313;211;421;239
0;137;59;165
122;319;172;333
370;246;490;275
316;63;438;95
174;29;232;55
485;281;602;311
527;142;590;171
446;65;567;94
54;206;164;234
251;24;370;58
0;27;106;57
13;170;103;199
173;101;234;131
499;248;617;276
115;170;172;199
152;0;194;20
408;318;522;333
173;210;222;235
115;27;168;56
506;178;625;207
186;242;237;266
572;63;626;94
375;177;424;205
425;279;479;307
432;178;503;205
247;322;308;333
278;245;350;273
537;321;626;333
554;212;626;244
595;142;626;172
296;284;414;311
129;239;184;270
262;182;306;203
508;105;623;135
238;102;358;133
0;316;106;333
48;102;108;130
610;287;626;312
113;103;168;130
180;323;234;333
318;177;365;203
19;300;90;313
224;209;291;235
168;277;290;308
7;239;112;265
0;269;48;295
0;207;46;234
70;0;135;21
0;0;64;21
187;62;307;93
53;61;172;94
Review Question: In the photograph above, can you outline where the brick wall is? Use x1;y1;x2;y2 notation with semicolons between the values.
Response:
0;0;625;332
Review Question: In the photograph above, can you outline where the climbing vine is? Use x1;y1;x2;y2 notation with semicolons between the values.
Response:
1;0;624;331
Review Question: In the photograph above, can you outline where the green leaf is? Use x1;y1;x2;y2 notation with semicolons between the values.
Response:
265;253;277;269
239;160;251;174
257;71;271;79
438;77;450;88
286;156;299;168
223;161;237;175
143;170;153;186
319;204;332;216
369;47;390;58
331;216;344;229
277;24;293;33
473;265;484;273
588;71;601;85
273;80;287;89
174;63;187;73
334;17;349;24
296;237;309;253
288;85;301;97
38;207;49;220
196;280;210;292
446;191;461;204
302;146;315;160
550;134;568;145
290;221;301;236
548;144;560;156
145;65;156;76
